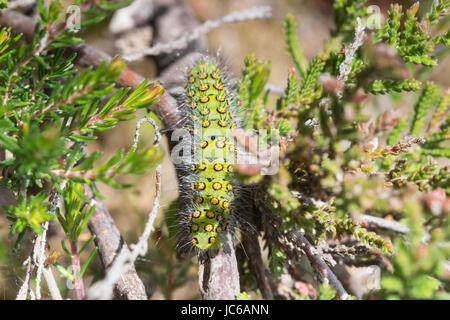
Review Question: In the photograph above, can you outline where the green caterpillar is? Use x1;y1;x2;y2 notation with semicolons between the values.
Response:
180;58;237;250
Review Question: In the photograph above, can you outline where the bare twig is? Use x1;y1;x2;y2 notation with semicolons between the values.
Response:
34;223;48;300
41;255;63;301
42;266;63;300
331;17;366;100
124;6;272;61
35;186;64;300
131;117;162;151
242;231;274;299
87;119;161;300
15;184;65;300
86;186;148;300
358;214;410;234
16;257;35;300
70;240;85;299
259;202;349;299
286;231;349;300
338;17;366;83
88;164;161;299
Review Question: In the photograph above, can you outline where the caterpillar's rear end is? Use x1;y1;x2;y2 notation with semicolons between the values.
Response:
181;58;237;250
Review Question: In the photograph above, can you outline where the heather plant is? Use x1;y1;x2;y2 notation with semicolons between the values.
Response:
0;0;448;300
234;0;449;300
0;0;163;300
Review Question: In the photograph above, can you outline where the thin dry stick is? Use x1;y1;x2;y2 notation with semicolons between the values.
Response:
242;230;274;299
359;214;410;234
17;224;47;300
34;223;48;300
314;19;366;134
70;240;85;299
338;18;366;83
124;5;272;61
260;203;349;299
286;231;349;300
16;179;67;300
336;17;366;99
42;266;63;300
88;164;161;299
35;185;65;300
86;186;148;299
87;118;161;300
16;257;35;300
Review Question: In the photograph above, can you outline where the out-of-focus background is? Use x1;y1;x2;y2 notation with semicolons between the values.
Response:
0;0;448;299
